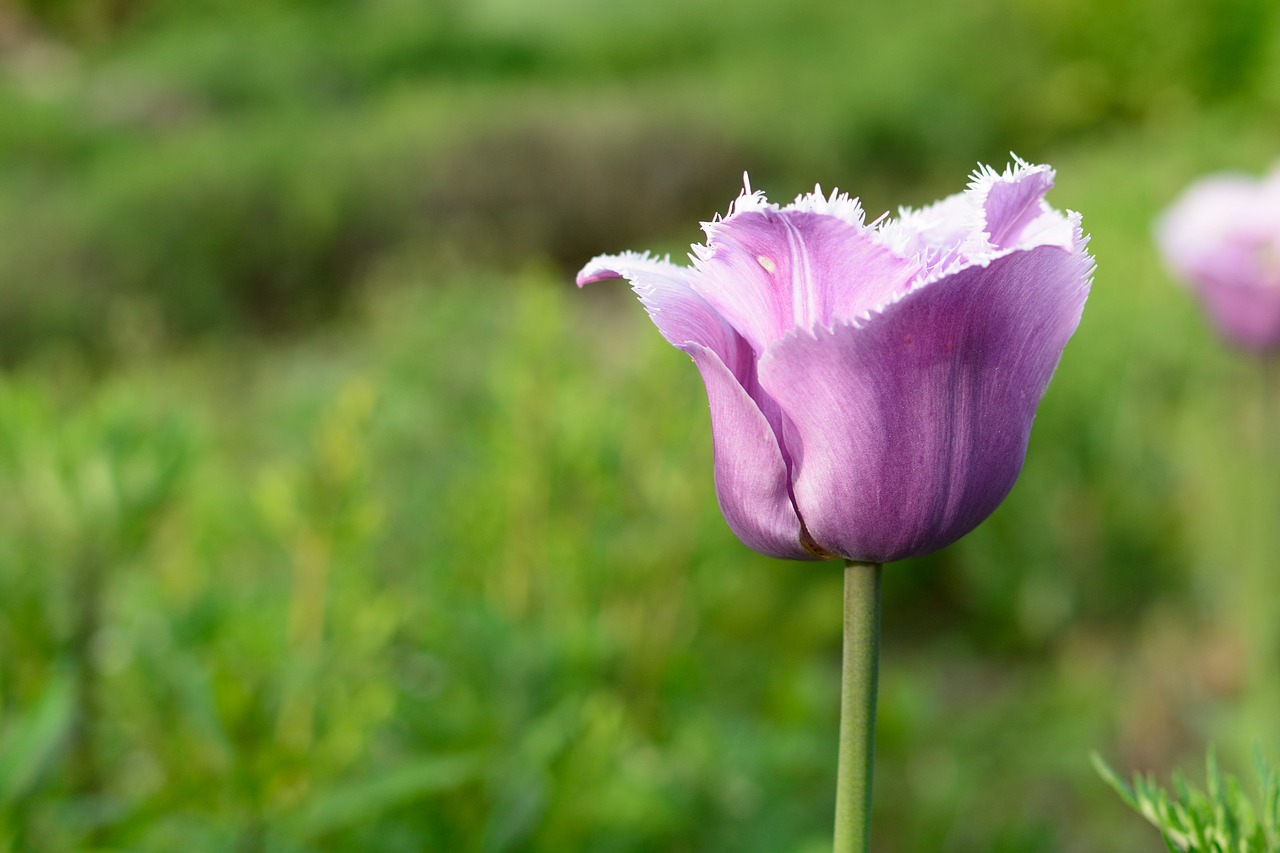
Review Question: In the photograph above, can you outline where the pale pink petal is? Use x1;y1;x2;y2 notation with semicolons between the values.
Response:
1156;172;1280;349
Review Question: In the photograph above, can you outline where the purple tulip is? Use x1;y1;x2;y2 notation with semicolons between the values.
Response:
1156;164;1280;350
578;160;1092;564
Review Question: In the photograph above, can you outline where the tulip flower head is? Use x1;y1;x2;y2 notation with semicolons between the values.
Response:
579;159;1092;564
1156;164;1280;350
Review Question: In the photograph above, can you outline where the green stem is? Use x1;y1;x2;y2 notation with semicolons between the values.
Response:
833;560;883;853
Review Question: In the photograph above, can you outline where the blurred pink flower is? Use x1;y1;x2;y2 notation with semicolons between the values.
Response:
1157;164;1280;349
579;160;1092;564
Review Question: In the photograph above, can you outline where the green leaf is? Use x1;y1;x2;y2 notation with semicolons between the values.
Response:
0;670;75;805
285;753;485;841
1096;747;1280;853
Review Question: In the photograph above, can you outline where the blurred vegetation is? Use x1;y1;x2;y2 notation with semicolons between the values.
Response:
1;0;1280;850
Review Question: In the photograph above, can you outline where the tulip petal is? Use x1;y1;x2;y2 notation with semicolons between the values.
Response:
692;207;919;354
879;159;1073;280
579;251;810;558
976;161;1058;249
879;192;978;268
577;251;746;361
686;342;813;560
759;235;1092;563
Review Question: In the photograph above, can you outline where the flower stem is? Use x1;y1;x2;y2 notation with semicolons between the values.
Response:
833;560;882;853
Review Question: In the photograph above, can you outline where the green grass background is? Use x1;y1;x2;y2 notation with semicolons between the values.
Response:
2;0;1279;849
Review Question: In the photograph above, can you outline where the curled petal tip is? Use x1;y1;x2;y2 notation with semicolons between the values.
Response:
576;253;631;287
576;268;618;287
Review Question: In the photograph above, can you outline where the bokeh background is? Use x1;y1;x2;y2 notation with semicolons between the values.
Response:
2;0;1279;850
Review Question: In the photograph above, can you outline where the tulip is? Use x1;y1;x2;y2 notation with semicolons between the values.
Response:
579;160;1091;852
578;159;1093;565
1156;164;1280;350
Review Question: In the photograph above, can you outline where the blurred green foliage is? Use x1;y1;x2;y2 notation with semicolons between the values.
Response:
2;0;1278;362
2;0;1280;850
